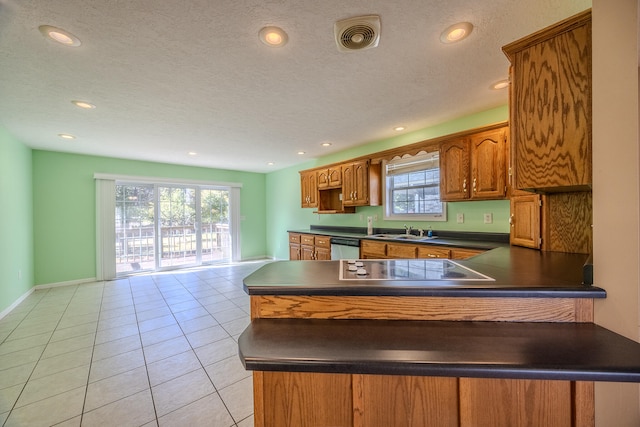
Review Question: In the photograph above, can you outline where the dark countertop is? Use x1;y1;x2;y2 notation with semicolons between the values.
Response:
244;246;605;298
288;226;510;251
239;318;640;382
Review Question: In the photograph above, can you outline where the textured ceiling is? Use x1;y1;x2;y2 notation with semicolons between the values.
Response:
0;0;591;173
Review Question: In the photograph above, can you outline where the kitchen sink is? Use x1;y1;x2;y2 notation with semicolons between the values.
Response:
370;234;437;241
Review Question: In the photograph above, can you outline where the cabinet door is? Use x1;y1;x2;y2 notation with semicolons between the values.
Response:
470;128;507;199
342;160;370;206
510;193;541;249
315;247;331;260
387;243;417;259
300;171;318;208
301;245;315;260
507;13;591;192
352;160;370;205
440;138;470;201
361;240;387;258
289;243;301;260
328;168;342;187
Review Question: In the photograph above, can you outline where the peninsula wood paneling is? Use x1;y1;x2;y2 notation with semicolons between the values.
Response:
261;372;352;427
250;295;593;322
459;378;573;427
542;192;592;254
353;375;458;427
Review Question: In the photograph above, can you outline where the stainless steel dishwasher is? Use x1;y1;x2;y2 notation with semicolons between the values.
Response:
330;237;361;260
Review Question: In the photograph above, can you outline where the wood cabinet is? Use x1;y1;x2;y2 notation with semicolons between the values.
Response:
289;233;331;260
503;10;592;193
300;160;380;211
342;160;381;207
317;167;341;189
300;171;318;208
288;233;301;260
361;240;479;260
510;193;542;249
440;126;508;202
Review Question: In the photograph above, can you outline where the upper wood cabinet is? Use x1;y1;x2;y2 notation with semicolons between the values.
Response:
300;170;318;208
440;126;508;201
317;167;341;189
503;10;592;193
440;138;470;201
342;160;381;207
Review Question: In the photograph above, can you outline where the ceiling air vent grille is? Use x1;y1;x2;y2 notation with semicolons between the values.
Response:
334;15;380;52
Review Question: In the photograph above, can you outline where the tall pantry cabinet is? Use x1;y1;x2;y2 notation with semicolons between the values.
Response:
503;9;592;254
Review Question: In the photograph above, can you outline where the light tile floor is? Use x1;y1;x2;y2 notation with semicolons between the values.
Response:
0;260;271;427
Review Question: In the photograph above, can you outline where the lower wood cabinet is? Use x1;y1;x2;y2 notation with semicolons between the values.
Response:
289;233;331;260
253;371;588;427
361;240;482;260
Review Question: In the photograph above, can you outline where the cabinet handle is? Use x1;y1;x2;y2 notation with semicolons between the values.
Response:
463;179;467;193
473;177;477;192
510;214;515;227
353;191;357;200
427;253;437;258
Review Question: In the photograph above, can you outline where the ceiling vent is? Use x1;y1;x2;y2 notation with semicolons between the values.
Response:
334;15;380;52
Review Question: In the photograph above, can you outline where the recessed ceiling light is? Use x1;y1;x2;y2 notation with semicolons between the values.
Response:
490;79;510;90
321;142;332;147
188;151;197;156
297;151;305;155
39;25;81;47
58;133;76;140
440;22;473;44
394;126;406;132
71;100;95;109
259;26;288;47
267;162;275;166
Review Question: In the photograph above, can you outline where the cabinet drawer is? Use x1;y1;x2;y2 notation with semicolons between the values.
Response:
301;235;315;246
314;236;331;248
361;240;387;258
387;243;417;259
289;233;301;244
417;246;450;259
450;248;485;260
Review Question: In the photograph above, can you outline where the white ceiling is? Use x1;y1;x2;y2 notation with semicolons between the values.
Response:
0;0;591;173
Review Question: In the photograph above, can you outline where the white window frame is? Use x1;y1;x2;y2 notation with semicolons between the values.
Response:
382;151;447;222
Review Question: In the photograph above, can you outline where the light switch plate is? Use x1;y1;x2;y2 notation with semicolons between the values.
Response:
456;213;464;224
483;213;493;224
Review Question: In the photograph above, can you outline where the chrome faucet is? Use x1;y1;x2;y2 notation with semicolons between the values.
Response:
404;224;413;235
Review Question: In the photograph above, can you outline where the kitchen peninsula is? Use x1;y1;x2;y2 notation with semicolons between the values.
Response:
238;247;640;427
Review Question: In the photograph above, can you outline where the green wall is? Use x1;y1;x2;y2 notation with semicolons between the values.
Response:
266;106;510;260
0;129;34;314
32;151;266;285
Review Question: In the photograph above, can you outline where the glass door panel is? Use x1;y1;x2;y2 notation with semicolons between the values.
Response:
158;186;197;269
201;189;231;263
115;184;155;274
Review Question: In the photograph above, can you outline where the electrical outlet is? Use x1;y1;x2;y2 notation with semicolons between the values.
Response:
373;214;378;221
456;213;464;224
483;213;493;224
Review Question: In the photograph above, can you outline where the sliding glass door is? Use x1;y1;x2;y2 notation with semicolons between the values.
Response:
115;183;232;275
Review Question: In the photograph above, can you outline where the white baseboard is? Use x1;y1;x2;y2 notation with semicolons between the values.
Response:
0;287;35;321
35;277;98;290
